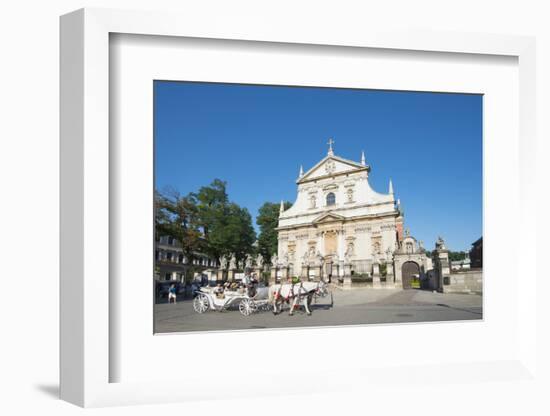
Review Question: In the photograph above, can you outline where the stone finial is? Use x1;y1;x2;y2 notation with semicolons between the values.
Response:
327;138;335;156
299;165;304;177
279;200;285;215
436;236;447;250
389;178;394;194
361;150;366;166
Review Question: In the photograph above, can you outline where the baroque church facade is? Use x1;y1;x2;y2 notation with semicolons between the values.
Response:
276;140;405;282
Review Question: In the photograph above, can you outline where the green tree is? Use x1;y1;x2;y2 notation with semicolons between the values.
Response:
256;201;292;263
156;180;258;267
448;251;467;261
193;179;228;239
208;203;256;263
155;188;202;263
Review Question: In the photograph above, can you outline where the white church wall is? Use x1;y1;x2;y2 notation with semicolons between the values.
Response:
276;146;402;272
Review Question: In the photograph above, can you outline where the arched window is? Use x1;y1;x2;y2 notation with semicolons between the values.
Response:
326;192;336;206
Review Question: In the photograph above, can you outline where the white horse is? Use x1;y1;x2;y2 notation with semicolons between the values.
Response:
269;280;329;316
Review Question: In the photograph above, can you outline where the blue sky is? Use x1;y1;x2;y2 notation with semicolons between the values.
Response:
154;81;482;252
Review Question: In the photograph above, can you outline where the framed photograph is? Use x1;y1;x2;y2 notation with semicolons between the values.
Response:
60;8;537;407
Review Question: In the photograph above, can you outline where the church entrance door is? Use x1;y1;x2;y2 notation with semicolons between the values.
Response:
324;231;337;255
402;261;420;289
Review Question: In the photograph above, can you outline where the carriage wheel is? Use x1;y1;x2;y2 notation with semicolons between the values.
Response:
239;298;257;316
193;294;209;313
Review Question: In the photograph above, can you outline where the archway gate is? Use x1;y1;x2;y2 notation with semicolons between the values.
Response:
401;261;421;289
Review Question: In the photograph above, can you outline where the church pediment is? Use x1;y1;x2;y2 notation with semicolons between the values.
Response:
312;212;345;224
298;155;367;183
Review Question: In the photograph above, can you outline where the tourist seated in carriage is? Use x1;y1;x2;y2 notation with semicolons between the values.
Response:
214;284;225;299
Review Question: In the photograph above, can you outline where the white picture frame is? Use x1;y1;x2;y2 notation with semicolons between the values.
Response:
60;8;537;408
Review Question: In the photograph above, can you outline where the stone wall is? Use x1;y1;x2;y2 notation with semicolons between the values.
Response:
443;269;483;294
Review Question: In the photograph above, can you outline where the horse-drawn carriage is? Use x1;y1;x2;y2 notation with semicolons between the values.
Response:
192;280;332;316
192;284;271;316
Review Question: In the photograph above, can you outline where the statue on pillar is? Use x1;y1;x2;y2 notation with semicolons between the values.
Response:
219;255;228;270
344;242;354;264
316;250;324;266
245;254;253;270
281;251;289;267
229;253;237;270
256;254;264;270
271;254;278;268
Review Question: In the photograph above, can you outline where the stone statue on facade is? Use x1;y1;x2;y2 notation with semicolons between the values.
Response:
245;254;253;269
281;251;289;267
316;250;324;266
256;254;264;270
302;250;310;266
308;245;316;259
229;253;237;270
271;254;278;268
219;255;228;270
344;242;354;264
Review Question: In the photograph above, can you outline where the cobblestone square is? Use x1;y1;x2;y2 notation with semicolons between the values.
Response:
154;288;482;333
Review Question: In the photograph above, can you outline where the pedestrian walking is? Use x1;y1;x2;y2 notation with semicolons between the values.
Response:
168;284;177;304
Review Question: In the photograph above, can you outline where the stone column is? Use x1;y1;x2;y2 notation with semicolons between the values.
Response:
343;262;352;288
228;269;236;281
386;262;395;288
338;230;345;262
344;262;352;276
372;262;381;289
435;250;451;291
301;264;309;280
270;267;277;284
255;267;263;282
217;269;225;282
280;267;289;281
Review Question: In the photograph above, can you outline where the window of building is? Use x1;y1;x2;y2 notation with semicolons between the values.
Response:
155;250;159;261
168;236;174;245
326;192;336;206
178;254;184;263
165;273;171;281
406;242;413;254
166;252;173;262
